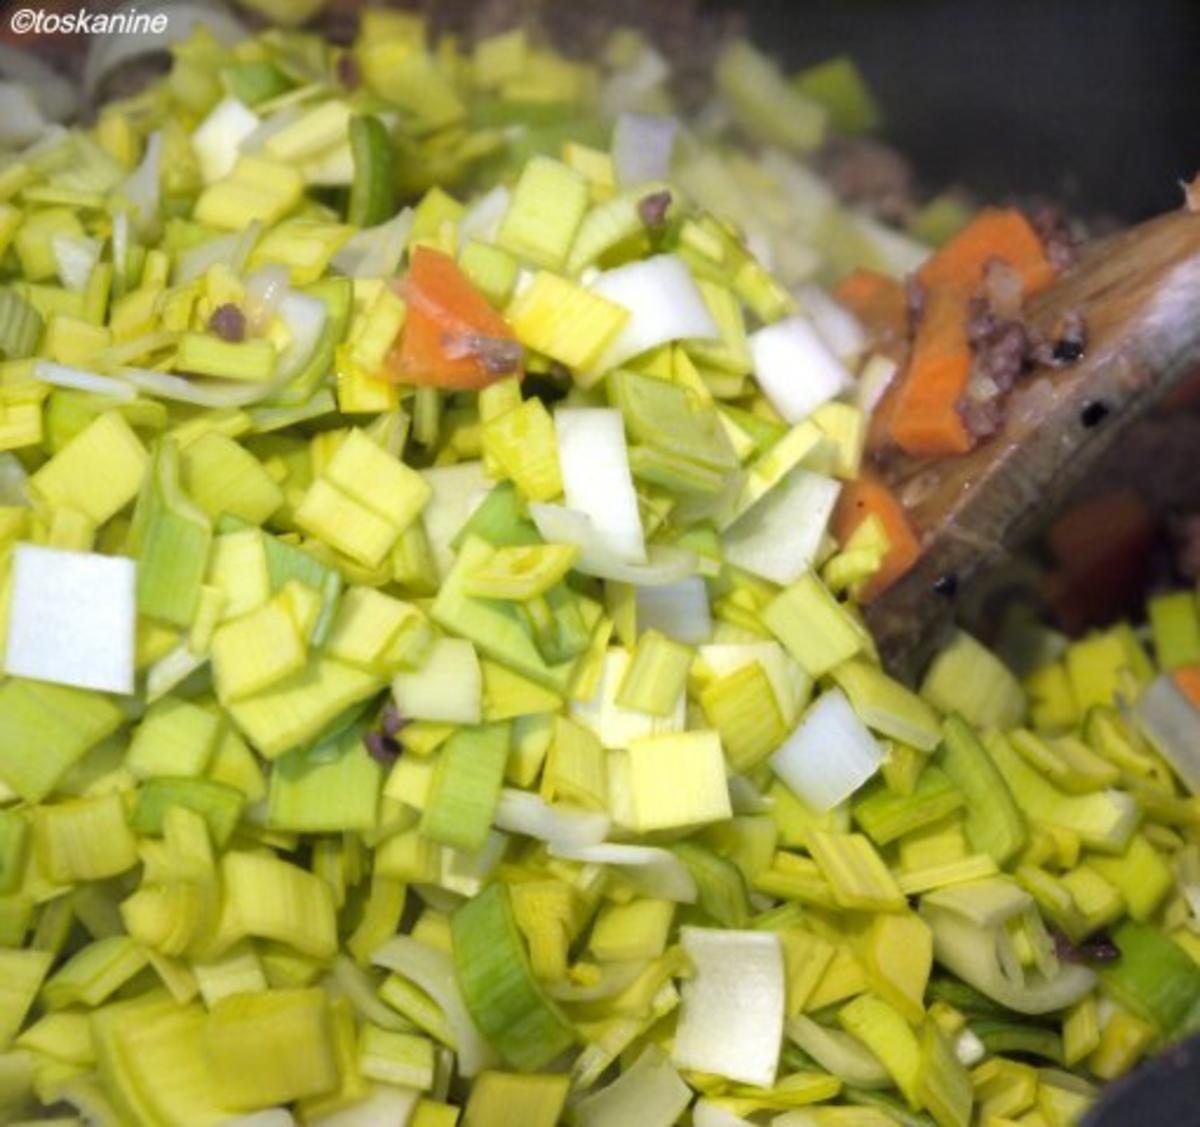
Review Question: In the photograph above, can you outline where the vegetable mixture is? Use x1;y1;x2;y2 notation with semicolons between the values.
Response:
0;10;1198;1127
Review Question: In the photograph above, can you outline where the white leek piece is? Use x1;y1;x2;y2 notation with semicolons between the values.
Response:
121;130;163;235
549;842;697;902
192;97;260;183
371;936;497;1076
1134;674;1200;794
588;255;719;373
421;460;492;578
576;1046;691;1127
274;291;328;382
770;688;883;811
571;649;685;749
493;790;610;849
33;360;137;402
331;206;414;278
722;466;841;585
635;577;712;644
0;81;47;147
52;235;103;292
672;927;785;1087
612;112;679;187
459;185;510;242
749;314;851;424
699;642;810;727
391;637;482;724
528;503;695;585
797;283;867;364
555;408;646;564
4;544;135;695
306;1085;421;1127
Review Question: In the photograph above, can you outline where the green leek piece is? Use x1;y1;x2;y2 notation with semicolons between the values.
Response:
852;768;964;847
175;332;277;382
451;883;576;1071
0;680;124;802
970;1019;1063;1063
421;723;510;852
1148;590;1200;671
0;949;53;1049
921;630;1026;729
914;1021;973;1127
908;194;973;247
762;572;869;677
807;830;905;912
268;724;383;833
937;716;1027;865
985;732;1137;853
615;629;692;717
130;437;212;627
673;841;750;927
42;936;147;1009
460;239;520;308
30;410;148;526
832;660;941;751
0;290;43;359
223;59;292;106
496;156;589;271
260;529;344;646
0;812;28;896
793;56;880;134
1099;920;1200;1038
463;1070;569;1127
205;988;338;1108
179;431;283;525
126;697;221;780
347;115;396;229
837;994;921;1107
130;776;244;847
452;482;542;551
717;40;828;152
220;850;337;959
35;794;138;884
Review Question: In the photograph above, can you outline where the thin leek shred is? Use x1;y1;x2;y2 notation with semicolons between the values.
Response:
0;15;1197;1122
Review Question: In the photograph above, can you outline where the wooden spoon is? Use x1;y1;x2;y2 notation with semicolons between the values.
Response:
866;207;1200;680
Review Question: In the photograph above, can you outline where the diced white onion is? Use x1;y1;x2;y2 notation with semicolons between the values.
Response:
459;185;510;242
420;460;492;578
33;360;137;402
192;97;260;184
672;927;785;1087
549;842;698;903
749;314;852;424
493;789;611;849
588;254;719;374
305;1085;421;1127
331;207;414;279
554;408;646;564
528;503;695;585
370;936;496;1076
391;637;482;724
721;466;841;585
770;688;884;811
51;235;102;293
1134;674;1200;793
612;112;679;187
797;283;868;364
635;577;712;644
4;544;136;695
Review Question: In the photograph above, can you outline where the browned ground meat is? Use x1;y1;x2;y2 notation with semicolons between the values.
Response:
819;137;917;224
1030;204;1079;272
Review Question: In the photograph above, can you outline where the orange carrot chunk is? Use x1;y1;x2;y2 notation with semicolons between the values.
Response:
386;245;522;389
833;471;922;602
917;207;1056;296
1174;665;1200;709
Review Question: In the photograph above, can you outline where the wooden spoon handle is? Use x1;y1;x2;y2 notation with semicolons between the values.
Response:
867;208;1200;679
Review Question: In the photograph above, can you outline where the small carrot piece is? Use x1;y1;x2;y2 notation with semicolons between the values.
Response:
833;268;907;353
386;245;521;389
917;207;1056;296
886;286;973;456
1174;665;1200;709
833;471;922;602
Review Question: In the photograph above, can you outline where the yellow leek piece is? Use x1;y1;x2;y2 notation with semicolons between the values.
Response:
837;994;921;1106
42;936;147;1009
125;696;221;779
459;239;520;308
541;715;608;810
472;27;529;88
811;400;866;480
336;344;399;414
29;411;147;524
496;156;589;271
323;427;432;532
194;156;304;230
1148;590;1200;671
511;879;575;981
206;528;272;620
762;571;869;677
806;830;906;912
15;209;84;282
1061;995;1101;1068
358;42;465;134
204;987;338;1108
1087;1010;1155;1081
219;850;337;959
833;659;941;751
921;629;1026;729
412;1100;462;1127
178;431;283;524
896;854;999;896
862;911;932;1024
357;1024;434;1089
620;730;733;832
1084;833;1173;922
348;286;407;375
34;794;138;884
915;1020;974;1127
507;271;629;371
615;629;693;718
463;543;579;602
700;660;788;773
484;398;563;502
776;928;837;1016
971;1057;1039;1120
40;315;110;368
346;874;407;966
0;949;53;1049
296;996;368;1121
1065;631;1133;712
376;974;455;1046
249;218;353;285
325;586;432;673
589;899;674;962
296;480;398;568
205;725;266;803
174;332;277;382
463;1070;569;1127
210;592;307;703
14;1008;94;1065
482;660;562;721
